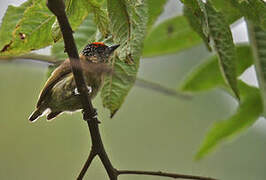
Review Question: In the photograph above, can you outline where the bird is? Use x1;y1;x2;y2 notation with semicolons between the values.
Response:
29;42;120;122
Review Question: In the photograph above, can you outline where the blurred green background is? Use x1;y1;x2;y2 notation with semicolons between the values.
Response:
1;1;266;180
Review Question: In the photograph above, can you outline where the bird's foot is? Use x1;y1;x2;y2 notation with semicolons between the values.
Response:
74;86;92;95
82;108;101;123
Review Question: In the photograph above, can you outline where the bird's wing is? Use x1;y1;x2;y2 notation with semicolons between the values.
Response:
37;59;72;107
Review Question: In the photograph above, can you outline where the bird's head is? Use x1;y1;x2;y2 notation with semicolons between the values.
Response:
81;42;120;63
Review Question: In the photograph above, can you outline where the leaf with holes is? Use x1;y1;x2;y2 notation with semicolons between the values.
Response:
142;16;202;57
196;80;263;159
0;0;55;55
0;0;33;53
206;2;239;99
102;0;148;117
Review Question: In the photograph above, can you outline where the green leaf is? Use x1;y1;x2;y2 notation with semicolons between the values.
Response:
102;0;148;117
206;2;239;99
183;2;211;51
146;0;168;31
51;0;90;42
51;14;97;60
195;80;263;159
248;22;266;116
209;0;242;24
231;0;266;30
0;0;34;52
0;0;55;55
87;0;110;38
180;45;253;92
142;16;202;57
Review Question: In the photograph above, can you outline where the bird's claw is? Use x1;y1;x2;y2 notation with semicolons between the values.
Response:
82;109;101;123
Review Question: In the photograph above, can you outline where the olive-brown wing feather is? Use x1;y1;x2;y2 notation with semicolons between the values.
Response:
36;59;72;107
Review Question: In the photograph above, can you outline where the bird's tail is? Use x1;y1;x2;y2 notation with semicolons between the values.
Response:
29;108;43;122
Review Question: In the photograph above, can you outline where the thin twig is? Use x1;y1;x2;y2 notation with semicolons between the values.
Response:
135;78;192;100
118;170;218;180
0;53;59;64
77;149;97;180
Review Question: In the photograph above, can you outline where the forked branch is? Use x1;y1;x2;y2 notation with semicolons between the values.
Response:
46;0;218;180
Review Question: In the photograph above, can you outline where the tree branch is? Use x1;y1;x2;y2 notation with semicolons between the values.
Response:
46;0;117;179
117;170;218;180
77;149;97;180
45;1;218;180
0;53;59;64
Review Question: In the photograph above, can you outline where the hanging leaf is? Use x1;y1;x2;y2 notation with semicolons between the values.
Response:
180;45;253;92
0;0;55;55
51;0;90;42
248;22;266;116
206;2;239;99
182;0;211;51
86;0;110;38
195;80;263;159
102;0;148;117
209;0;242;24
142;16;202;57
231;0;266;30
146;0;168;31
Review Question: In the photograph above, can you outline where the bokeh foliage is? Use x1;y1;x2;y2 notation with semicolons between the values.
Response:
0;0;266;159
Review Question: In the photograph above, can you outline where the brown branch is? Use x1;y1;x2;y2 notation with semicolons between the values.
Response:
77;149;97;179
45;1;218;180
0;53;59;64
46;0;117;180
117;170;218;180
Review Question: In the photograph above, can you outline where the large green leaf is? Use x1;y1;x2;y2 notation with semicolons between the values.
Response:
0;0;33;52
248;22;266;116
102;0;148;117
142;16;202;57
51;0;90;42
196;81;263;159
180;45;253;92
0;0;55;55
206;2;239;99
146;0;168;31
51;14;97;60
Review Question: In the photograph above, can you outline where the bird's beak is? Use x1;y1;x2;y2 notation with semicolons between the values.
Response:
109;44;120;53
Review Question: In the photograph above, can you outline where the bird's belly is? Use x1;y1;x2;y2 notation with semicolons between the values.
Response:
47;74;102;112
